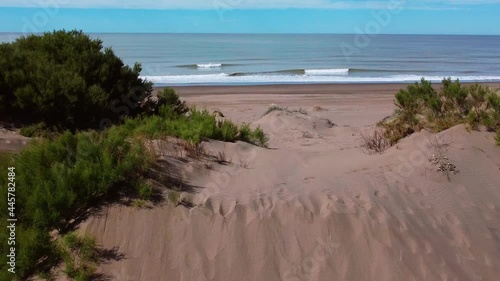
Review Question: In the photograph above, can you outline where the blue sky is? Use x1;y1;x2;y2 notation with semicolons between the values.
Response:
0;1;499;34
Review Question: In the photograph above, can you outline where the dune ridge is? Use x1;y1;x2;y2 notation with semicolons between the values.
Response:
77;101;500;281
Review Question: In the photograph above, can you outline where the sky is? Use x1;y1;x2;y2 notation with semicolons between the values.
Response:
0;0;499;34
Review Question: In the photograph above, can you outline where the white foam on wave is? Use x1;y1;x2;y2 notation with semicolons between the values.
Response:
305;68;350;76
197;63;222;68
142;74;500;85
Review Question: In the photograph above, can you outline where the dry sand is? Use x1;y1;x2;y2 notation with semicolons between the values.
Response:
39;83;500;280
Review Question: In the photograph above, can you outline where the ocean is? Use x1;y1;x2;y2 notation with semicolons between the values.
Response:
2;33;500;85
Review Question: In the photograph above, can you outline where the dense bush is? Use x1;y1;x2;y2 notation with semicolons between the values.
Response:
0;129;153;279
0;30;153;131
381;78;500;145
152;88;189;116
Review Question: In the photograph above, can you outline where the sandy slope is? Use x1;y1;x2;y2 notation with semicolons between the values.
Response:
78;99;500;281
0;127;30;153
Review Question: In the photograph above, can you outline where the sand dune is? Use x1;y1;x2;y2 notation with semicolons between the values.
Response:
77;92;500;281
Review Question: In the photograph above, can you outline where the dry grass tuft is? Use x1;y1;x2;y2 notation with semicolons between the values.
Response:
361;129;391;154
215;148;232;164
429;134;452;154
313;105;328;111
181;141;206;159
239;158;250;168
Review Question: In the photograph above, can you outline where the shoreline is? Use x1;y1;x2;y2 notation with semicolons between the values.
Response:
160;82;500;97
163;81;500;126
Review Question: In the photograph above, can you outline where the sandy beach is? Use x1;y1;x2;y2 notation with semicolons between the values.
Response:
66;82;500;281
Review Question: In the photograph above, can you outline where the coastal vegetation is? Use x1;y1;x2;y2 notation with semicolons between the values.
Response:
378;78;500;146
0;30;153;133
0;30;268;280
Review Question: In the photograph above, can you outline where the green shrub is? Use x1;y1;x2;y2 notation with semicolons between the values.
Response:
428;114;462;132
232;124;269;147
0;30;153;131
10;226;54;278
137;180;153;199
119;107;269;147
441;77;469;114
395;88;419;113
379;118;415;146
154;88;188;116
380;79;500;145
467;83;489;108
496;131;500;146
238;124;251;141
0;128;154;279
168;190;182;205
488;93;500;112
15;130;152;230
395;78;438;114
249;127;269;147
466;111;481;130
219;120;240;141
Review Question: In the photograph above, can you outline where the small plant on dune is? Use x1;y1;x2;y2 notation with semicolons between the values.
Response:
378;113;419;146
204;160;214;170
496;131;500;146
238;124;269;147
295;108;308;115
428;134;452;155
313;105;327;111
264;103;287;115
263;104;307;116
323;118;337;128
239;159;250;168
250;127;269;147
360;129;390;154
137;180;154;200
427;134;458;181
131;199;147;209
168;190;182;206
181;140;206;159
215;146;231;164
429;154;459;181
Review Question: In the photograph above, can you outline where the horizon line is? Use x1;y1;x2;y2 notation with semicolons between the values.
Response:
1;31;499;36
